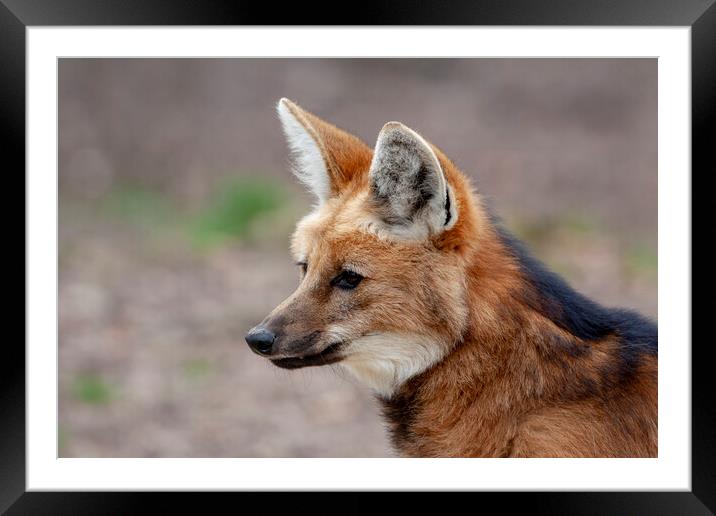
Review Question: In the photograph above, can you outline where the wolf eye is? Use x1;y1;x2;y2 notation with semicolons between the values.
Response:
297;261;308;276
331;270;363;290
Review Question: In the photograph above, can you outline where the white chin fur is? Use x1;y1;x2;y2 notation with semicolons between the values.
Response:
338;332;447;398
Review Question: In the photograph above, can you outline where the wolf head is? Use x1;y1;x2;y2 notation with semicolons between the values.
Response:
246;98;484;396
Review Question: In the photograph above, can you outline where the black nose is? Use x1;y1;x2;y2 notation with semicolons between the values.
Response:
245;326;276;355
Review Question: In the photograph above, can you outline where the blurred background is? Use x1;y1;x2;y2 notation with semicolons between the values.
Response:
59;58;657;457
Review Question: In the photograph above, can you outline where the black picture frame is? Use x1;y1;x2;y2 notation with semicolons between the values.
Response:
5;1;713;514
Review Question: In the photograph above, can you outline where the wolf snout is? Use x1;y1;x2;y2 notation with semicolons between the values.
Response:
245;326;276;356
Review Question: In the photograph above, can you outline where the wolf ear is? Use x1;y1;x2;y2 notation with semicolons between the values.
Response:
368;122;458;239
277;98;373;202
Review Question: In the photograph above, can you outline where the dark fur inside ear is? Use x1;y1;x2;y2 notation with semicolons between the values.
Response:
444;189;452;226
371;163;438;225
369;123;451;235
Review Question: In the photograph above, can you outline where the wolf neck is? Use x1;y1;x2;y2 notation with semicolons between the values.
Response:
378;224;655;457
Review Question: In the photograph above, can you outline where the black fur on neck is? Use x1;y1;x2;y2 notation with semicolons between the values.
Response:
492;219;657;354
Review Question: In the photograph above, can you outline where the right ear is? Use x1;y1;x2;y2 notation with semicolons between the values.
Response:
276;98;373;202
368;122;458;240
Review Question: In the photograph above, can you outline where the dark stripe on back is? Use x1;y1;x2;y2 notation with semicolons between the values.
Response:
492;219;657;353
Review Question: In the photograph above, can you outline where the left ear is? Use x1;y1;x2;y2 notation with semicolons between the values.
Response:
277;98;373;203
368;122;458;239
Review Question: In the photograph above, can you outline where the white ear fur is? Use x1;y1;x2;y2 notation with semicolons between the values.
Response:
368;122;457;239
276;98;330;202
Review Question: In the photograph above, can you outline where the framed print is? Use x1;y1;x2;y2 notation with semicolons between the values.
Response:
5;0;713;513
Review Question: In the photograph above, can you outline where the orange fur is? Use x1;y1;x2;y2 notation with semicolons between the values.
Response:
251;99;657;457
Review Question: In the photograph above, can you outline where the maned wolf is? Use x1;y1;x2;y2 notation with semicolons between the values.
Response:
245;98;658;457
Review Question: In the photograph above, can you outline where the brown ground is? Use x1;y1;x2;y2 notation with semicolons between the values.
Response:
58;59;657;457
